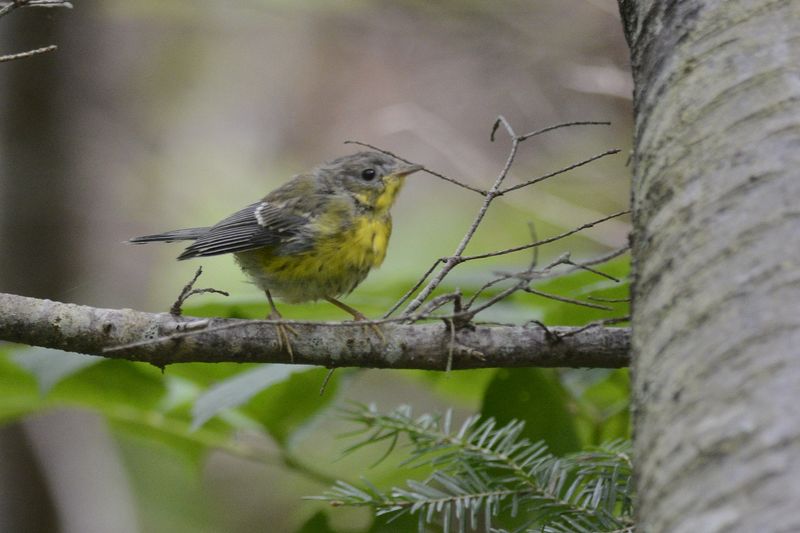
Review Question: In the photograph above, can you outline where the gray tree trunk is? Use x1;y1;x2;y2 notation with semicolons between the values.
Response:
619;1;800;531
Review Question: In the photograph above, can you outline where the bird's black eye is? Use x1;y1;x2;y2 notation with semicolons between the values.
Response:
361;168;377;181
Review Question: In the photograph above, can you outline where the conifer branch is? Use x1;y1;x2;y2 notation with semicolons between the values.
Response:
312;404;635;532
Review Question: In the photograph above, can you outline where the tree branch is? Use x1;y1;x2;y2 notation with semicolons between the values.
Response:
0;292;630;369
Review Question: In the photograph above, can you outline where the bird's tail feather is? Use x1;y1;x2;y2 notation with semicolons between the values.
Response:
129;227;209;244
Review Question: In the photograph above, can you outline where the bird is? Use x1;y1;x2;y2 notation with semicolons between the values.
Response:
130;151;423;358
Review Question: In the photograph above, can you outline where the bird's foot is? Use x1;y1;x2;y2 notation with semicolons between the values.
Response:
265;290;298;361
324;296;385;344
267;308;299;361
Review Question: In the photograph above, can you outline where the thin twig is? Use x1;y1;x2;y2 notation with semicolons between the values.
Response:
503;258;620;284
383;258;444;318
490;115;516;141
557;316;630;338
412;292;462;320
573;245;630;267
440;252;619;323
497;148;620;196
452;283;522;322
525;320;560;344
462;222;541;309
517;120;611;142
522;288;612;310
564;260;620;282
528;221;539;269
401;115;521;317
459;210;630;263
588;296;631;303
0;45;57;62
465;276;511;309
400;118;620;318
320;368;336;396
170;267;229;316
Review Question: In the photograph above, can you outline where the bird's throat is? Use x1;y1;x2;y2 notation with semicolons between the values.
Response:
374;175;406;214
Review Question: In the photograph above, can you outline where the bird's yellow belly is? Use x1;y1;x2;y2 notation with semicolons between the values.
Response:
235;216;392;303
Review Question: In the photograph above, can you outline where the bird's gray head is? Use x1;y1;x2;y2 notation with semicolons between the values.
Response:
314;151;422;212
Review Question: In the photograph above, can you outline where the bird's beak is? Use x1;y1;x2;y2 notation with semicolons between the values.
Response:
393;163;424;177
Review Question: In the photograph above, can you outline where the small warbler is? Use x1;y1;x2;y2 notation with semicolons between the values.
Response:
131;151;422;355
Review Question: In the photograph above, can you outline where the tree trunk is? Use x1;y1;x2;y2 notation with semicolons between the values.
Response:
0;5;139;533
619;1;800;531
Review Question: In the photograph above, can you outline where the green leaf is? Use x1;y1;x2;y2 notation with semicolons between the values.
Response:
115;431;217;533
49;359;166;410
109;402;235;466
191;364;311;429
481;368;581;455
166;362;260;388
11;347;102;393
0;350;42;423
560;368;630;444
242;367;341;447
577;369;631;443
182;296;267;319
401;368;498;408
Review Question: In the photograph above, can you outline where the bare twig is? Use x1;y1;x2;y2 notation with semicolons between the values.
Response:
319;368;336;396
571;245;630;267
557;315;630;338
522;288;612;310
0;44;57;62
400;118;619;318
412;292;463;320
528;221;540;269
497;148;620;196
169;266;229;316
401;116;522;317
459;210;630;263
383;258;444;318
588;296;631;303
563;260;620;282
517;120;611;142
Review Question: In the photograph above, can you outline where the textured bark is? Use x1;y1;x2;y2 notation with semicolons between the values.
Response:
0;292;630;369
620;1;800;532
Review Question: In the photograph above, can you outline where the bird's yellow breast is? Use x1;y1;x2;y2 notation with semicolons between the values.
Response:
352;215;391;264
234;214;392;303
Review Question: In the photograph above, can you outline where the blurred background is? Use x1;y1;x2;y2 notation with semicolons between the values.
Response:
0;1;631;532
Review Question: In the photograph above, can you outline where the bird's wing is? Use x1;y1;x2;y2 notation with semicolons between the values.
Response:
177;200;313;259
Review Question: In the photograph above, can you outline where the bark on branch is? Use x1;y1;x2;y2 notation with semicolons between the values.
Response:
0;292;630;369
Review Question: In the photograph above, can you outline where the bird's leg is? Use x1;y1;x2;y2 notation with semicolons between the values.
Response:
324;296;385;343
265;290;298;361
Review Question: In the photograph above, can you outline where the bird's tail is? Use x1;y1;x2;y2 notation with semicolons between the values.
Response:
129;227;209;244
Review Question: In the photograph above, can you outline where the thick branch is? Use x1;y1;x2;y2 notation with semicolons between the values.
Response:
0;292;630;369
